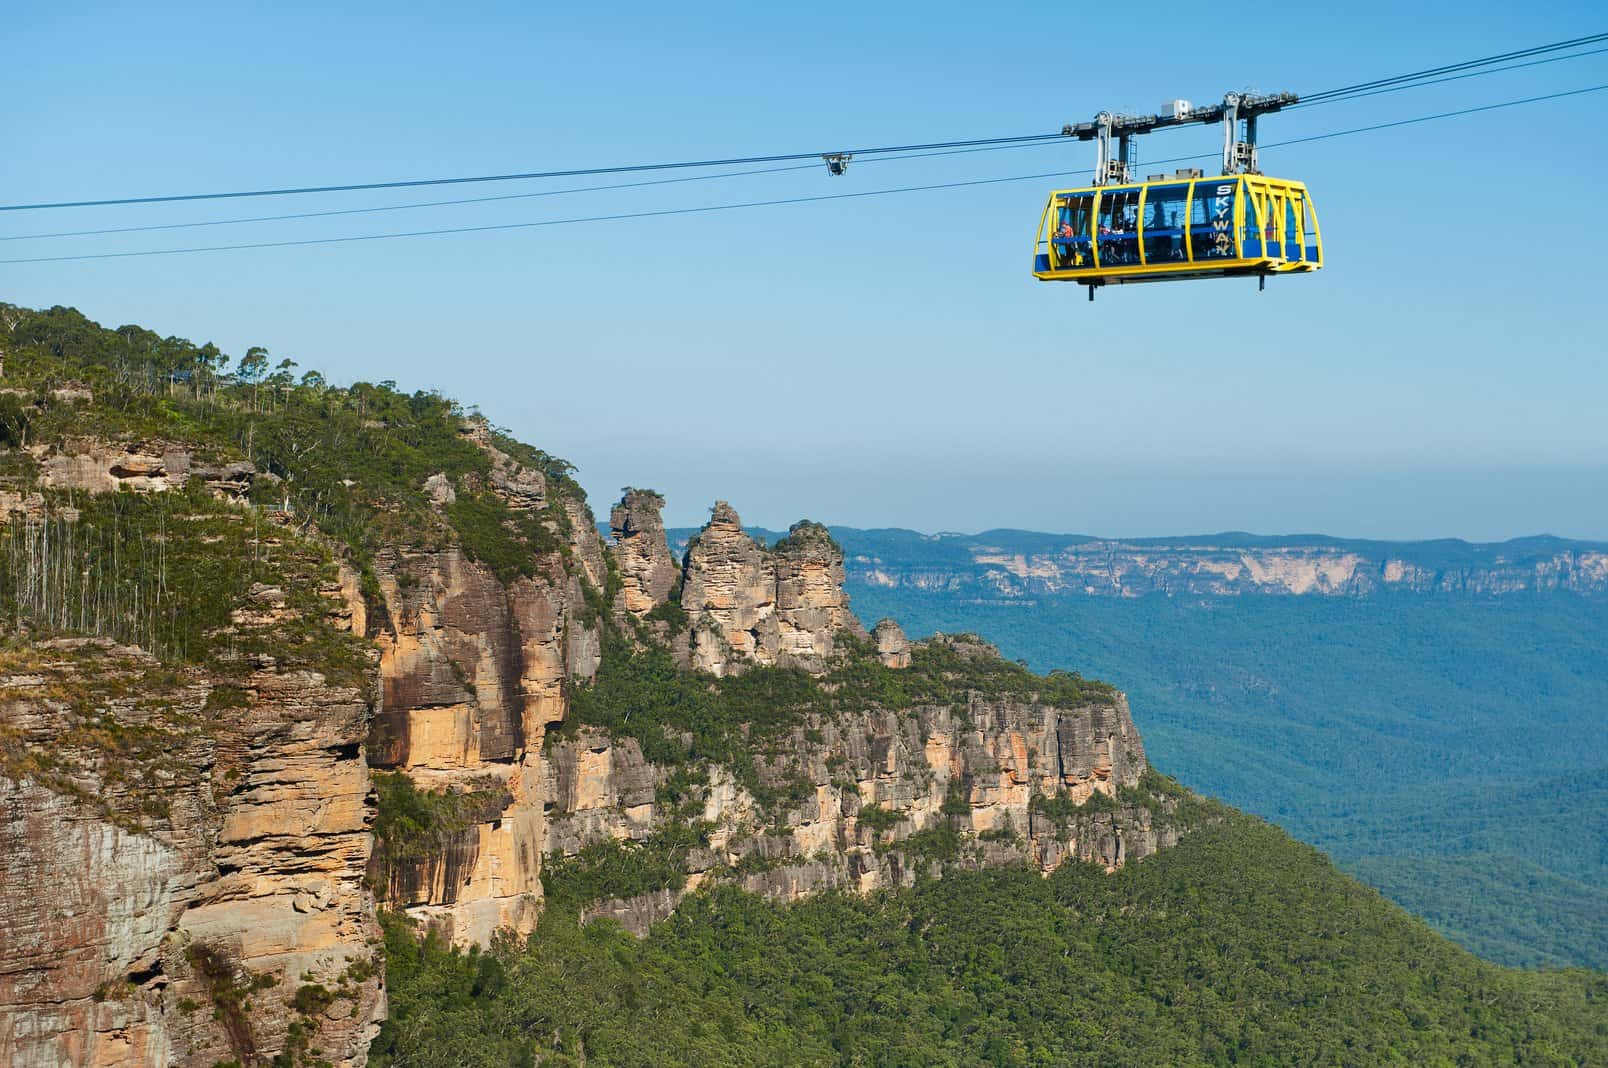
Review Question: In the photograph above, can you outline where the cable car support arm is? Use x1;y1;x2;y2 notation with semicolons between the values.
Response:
1061;92;1298;184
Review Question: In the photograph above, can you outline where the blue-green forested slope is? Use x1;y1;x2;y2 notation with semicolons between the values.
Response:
843;583;1608;969
375;811;1608;1065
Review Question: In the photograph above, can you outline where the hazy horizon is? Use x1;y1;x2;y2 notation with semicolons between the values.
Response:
584;461;1608;544
9;289;1604;542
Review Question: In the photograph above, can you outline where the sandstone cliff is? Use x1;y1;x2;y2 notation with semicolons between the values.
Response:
543;657;1167;934
365;493;892;943
357;427;606;947
0;403;1182;1067
0;603;382;1065
365;488;1177;949
530;500;1175;934
0;429;392;1067
609;488;677;620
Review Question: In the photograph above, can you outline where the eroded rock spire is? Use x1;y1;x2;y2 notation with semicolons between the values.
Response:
678;502;867;675
609;488;677;617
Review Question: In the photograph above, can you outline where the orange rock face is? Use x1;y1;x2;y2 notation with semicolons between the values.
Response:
363;435;605;946
0;641;383;1068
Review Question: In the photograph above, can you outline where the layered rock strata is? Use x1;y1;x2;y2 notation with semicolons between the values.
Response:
542;646;1165;934
375;489;1176;946
0;639;383;1068
33;437;266;499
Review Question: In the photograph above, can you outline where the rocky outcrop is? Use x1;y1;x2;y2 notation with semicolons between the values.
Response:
32;438;266;499
610;489;677;618
771;520;869;666
679;504;867;676
371;484;897;942
873;618;911;668
0;640;383;1068
542;642;1165;934
681;501;780;675
537;504;1181;934
363;429;605;945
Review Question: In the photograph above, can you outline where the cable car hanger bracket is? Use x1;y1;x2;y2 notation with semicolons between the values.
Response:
1062;91;1298;185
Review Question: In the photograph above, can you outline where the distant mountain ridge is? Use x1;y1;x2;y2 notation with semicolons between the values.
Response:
663;527;1608;599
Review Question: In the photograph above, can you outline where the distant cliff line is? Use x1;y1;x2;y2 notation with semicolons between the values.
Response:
662;528;1608;599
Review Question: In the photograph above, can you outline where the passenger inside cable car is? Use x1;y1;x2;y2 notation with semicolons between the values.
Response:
1033;174;1322;285
1098;188;1141;265
1052;194;1094;269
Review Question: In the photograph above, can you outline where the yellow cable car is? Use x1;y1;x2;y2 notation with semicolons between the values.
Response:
1032;171;1323;291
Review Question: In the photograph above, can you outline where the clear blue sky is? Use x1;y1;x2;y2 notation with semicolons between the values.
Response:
5;2;1606;540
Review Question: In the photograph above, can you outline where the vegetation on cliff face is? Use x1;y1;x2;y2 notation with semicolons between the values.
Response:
373;810;1608;1067
369;772;513;901
0;639;203;831
539;822;712;909
0;302;584;589
0;481;373;833
561;628;1117;808
768;519;840;556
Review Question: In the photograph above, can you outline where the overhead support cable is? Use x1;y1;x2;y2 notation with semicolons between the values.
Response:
6;83;1605;267
0;141;1077;243
3;29;1604;217
1297;31;1608;104
0;133;1067;213
1138;83;1608;169
1288;44;1608;109
0;170;1087;264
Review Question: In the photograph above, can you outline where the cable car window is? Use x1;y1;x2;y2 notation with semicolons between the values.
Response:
1190;182;1237;260
1272;190;1292;258
1052;193;1095;270
1284;195;1301;260
1098;187;1141;266
1303;197;1320;263
1242;189;1272;257
1143;184;1188;264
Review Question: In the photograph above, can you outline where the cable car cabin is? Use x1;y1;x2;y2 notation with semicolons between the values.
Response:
1032;174;1322;290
